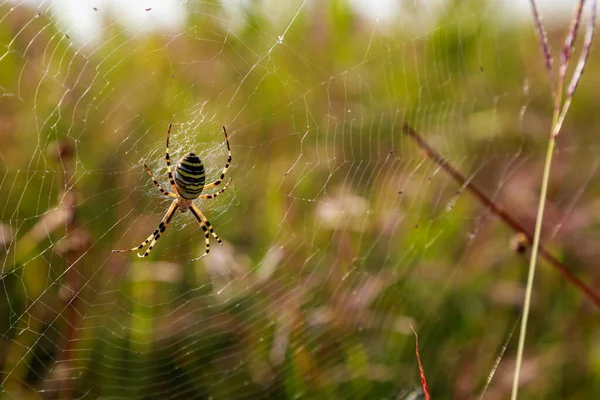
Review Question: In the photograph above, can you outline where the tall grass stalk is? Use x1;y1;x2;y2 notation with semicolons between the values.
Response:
511;1;596;399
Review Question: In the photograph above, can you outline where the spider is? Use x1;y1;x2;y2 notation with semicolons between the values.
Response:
113;124;232;261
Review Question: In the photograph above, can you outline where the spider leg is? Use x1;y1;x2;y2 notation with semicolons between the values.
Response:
144;163;176;197
165;123;178;192
198;179;232;200
203;126;231;190
138;201;179;258
188;217;210;262
112;200;178;256
112;231;156;254
190;204;222;244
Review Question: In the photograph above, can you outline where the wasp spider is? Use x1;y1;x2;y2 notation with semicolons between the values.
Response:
113;124;232;261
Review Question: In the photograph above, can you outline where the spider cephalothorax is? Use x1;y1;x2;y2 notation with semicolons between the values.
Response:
113;124;232;261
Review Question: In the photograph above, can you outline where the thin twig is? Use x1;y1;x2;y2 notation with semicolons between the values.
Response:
401;123;600;309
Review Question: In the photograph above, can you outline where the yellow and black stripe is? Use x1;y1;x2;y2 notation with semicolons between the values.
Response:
175;153;206;199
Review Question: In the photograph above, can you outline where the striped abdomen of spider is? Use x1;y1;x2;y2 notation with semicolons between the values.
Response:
113;124;232;261
174;153;206;209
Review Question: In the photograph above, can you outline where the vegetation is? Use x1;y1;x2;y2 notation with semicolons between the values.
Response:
0;1;599;398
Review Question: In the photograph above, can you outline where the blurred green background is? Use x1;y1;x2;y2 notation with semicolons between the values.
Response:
1;1;600;398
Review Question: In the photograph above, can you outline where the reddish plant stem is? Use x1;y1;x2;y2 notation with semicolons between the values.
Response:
411;326;430;400
402;123;600;309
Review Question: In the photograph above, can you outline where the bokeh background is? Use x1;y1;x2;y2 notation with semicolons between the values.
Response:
1;0;600;398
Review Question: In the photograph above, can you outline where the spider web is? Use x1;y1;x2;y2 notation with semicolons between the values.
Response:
1;0;599;398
